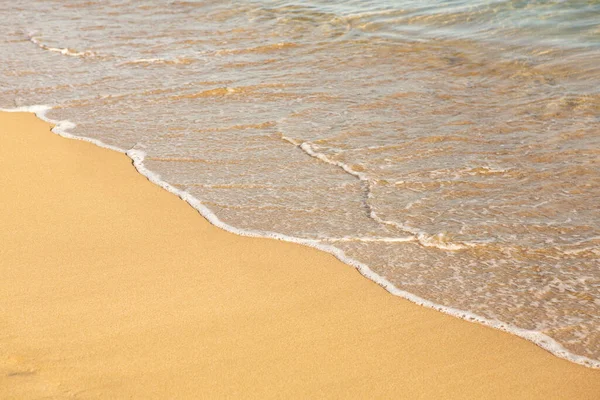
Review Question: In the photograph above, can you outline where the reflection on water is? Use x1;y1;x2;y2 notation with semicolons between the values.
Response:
1;0;599;364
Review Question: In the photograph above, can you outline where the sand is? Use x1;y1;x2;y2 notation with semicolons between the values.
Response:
1;111;599;399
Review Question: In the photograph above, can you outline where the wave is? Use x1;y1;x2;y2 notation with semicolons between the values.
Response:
27;33;96;58
2;104;599;369
279;132;475;251
119;57;195;66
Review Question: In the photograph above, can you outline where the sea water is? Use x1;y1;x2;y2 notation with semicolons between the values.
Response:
1;0;599;366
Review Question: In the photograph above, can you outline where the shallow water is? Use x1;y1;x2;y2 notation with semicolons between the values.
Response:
1;0;599;365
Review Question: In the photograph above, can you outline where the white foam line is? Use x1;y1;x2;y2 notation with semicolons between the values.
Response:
281;134;474;252
3;104;599;369
27;33;95;58
1;105;126;153
118;57;191;66
320;236;416;243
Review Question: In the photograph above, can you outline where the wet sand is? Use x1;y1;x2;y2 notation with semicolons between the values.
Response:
1;111;599;399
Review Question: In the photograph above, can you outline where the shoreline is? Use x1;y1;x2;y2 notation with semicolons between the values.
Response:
2;110;600;398
5;105;598;370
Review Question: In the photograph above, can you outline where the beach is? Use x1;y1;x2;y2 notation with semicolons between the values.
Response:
3;0;600;366
1;110;599;398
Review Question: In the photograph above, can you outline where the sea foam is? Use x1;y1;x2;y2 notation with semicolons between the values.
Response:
2;104;599;369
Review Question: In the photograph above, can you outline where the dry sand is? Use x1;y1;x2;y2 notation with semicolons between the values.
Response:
1;111;599;399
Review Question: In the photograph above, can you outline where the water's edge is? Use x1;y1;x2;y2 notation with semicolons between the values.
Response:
3;104;599;369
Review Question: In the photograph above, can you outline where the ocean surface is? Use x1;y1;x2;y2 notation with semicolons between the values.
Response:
1;0;599;366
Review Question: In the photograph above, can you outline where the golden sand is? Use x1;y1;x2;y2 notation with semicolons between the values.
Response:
1;111;599;399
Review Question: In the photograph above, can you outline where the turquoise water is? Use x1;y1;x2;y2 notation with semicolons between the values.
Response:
252;0;600;47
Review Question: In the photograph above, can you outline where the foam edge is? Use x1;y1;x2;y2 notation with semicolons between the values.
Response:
2;104;599;369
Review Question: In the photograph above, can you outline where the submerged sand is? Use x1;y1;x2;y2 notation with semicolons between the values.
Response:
1;111;599;399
